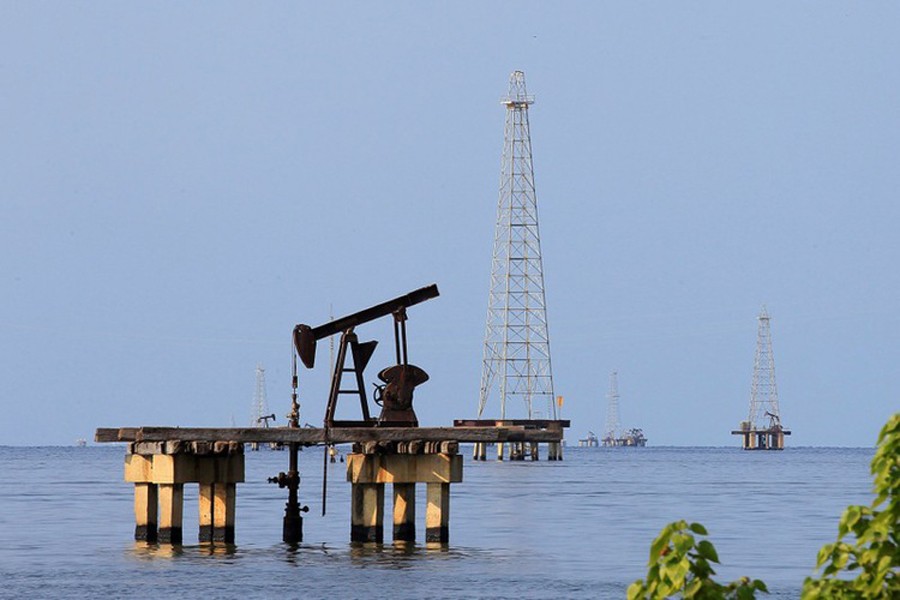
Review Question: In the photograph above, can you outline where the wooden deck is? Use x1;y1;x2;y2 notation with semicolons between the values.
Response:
95;425;565;445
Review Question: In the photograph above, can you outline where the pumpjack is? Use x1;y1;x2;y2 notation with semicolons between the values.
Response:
273;284;440;543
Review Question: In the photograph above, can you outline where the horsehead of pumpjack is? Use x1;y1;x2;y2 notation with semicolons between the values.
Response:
292;284;439;428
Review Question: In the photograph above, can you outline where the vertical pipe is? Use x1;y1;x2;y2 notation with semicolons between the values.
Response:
283;442;303;543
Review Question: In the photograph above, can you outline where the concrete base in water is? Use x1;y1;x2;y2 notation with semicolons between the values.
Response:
731;427;791;450
124;442;245;545
347;448;462;546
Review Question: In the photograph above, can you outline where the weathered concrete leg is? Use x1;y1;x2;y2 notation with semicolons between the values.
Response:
392;483;416;543
351;483;384;543
198;483;214;543
158;483;184;544
496;442;505;461
133;483;158;542
213;482;236;543
509;442;523;461
530;442;539;461
472;442;480;460
425;482;450;545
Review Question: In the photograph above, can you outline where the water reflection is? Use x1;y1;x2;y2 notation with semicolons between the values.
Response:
127;542;238;560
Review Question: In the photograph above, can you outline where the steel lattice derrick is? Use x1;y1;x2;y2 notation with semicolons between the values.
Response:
605;371;620;442
748;306;781;429
478;71;556;420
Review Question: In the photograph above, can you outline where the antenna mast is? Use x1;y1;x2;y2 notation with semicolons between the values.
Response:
478;70;556;420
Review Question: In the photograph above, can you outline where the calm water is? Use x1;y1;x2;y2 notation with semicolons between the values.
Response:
0;445;874;599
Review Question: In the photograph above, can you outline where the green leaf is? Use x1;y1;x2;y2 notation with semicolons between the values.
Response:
626;580;644;600
697;540;720;564
689;522;708;535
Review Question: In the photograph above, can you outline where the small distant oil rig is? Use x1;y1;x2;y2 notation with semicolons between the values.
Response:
248;364;281;451
732;306;791;450
601;371;647;447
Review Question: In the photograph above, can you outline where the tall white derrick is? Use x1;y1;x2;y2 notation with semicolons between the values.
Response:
748;306;781;429
478;70;556;420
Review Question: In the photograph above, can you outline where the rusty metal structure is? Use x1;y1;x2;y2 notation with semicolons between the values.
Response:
271;284;439;543
294;284;438;428
478;70;556;421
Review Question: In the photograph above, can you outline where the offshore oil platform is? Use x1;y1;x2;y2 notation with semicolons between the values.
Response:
94;71;569;548
732;306;791;450
464;70;570;462
600;371;647;447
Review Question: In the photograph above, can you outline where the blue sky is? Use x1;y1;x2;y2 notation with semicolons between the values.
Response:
1;2;898;446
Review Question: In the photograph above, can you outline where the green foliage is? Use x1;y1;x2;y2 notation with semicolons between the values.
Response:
626;520;768;599
630;413;900;599
801;413;900;599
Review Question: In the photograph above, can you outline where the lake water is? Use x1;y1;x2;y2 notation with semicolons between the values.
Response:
0;445;874;599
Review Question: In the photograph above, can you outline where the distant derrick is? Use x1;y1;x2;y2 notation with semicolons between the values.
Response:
250;364;271;427
603;371;621;443
601;371;647;447
732;306;791;450
478;70;556;421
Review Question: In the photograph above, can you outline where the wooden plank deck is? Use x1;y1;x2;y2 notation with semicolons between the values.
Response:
95;425;564;445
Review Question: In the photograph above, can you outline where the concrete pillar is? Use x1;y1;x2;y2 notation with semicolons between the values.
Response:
213;483;236;543
392;483;416;542
158;483;184;544
351;483;384;543
425;482;450;545
198;483;214;543
497;442;505;461
133;483;158;542
510;442;524;461
530;442;539;461
473;442;487;461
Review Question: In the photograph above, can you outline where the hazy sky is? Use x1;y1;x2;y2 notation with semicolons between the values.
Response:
2;3;898;446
